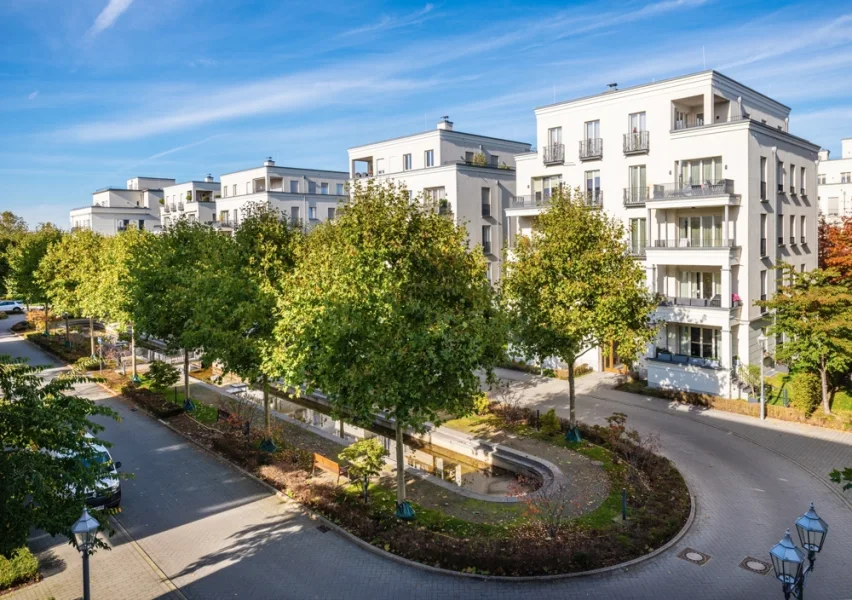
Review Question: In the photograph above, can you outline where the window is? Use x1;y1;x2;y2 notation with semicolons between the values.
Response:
585;170;601;204
628;112;646;133
328;207;336;220
481;225;492;254
800;215;806;244
790;215;796;243
290;180;299;193
336;183;344;195
548;127;562;147
776;267;784;291
465;151;474;163
679;156;722;184
761;214;767;252
219;210;229;223
801;264;806;273
584;120;600;140
842;172;852;184
403;154;412;171
678;215;723;247
290;206;299;225
308;181;317;194
777;214;784;245
677;270;720;300
800;166;806;193
233;209;239;227
532;176;561;201
376;158;385;174
308;206;317;220
629;218;646;254
320;182;329;195
777;160;784;191
760;270;767;308
138;219;145;230
490;154;499;167
481;187;491;217
223;186;228;198
818;174;826;185
790;164;796;190
232;184;237;196
424;187;446;203
628;165;647;201
760;157;767;200
485;263;493;285
663;325;721;360
425;149;434;167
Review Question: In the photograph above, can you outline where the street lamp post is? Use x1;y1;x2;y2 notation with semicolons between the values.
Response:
71;508;100;600
62;312;70;348
769;503;829;599
758;332;767;420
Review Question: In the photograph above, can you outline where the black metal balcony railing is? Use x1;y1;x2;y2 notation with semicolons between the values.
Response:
579;138;603;160
584;190;603;208
801;236;806;245
482;203;491;218
482;241;492;255
800;187;806;197
628;245;646;257
778;183;784;193
438;203;453;216
658;296;723;308
790;186;797;195
623;131;649;154
652;238;735;249
650;179;735;200
790;236;796;245
778;236;784;246
177;202;184;211
761;238;767;256
623;186;649;205
542;143;565;165
163;205;171;213
510;194;551;209
760;181;767;201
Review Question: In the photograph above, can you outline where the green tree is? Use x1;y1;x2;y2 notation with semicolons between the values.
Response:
0;356;119;557
200;205;302;434
338;437;386;494
502;186;656;430
829;467;851;492
759;266;852;414
5;223;61;308
147;360;180;391
270;181;505;514
0;212;27;298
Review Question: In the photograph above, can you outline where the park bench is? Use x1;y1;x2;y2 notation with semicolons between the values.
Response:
311;453;348;486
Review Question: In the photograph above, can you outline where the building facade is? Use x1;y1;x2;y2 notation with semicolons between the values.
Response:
70;176;171;235
508;71;820;397
159;175;220;229
817;139;852;222
348;118;531;283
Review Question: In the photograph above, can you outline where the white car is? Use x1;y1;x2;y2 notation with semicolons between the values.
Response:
48;434;123;510
0;300;25;314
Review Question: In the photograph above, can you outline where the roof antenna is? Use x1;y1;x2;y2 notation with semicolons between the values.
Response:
607;82;618;90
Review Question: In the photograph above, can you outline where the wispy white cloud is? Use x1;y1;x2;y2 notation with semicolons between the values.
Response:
27;91;38;100
123;135;224;171
339;3;435;37
86;0;134;40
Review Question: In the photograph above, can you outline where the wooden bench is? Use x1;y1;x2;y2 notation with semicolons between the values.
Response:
216;407;232;422
311;453;348;486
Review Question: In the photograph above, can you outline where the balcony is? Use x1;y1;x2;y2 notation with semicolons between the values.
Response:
542;144;565;165
651;179;734;200
623;186;649;206
673;116;705;131
658;295;722;308
509;194;551;210
628;245;646;258
651;350;721;370
652;238;735;249
177;202;184;211
482;203;491;218
760;238;767;257
623;131;649;154
584;190;603;208
760;181;767;201
579;138;602;161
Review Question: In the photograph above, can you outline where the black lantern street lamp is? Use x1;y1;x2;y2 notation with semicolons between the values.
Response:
769;504;830;599
71;508;99;600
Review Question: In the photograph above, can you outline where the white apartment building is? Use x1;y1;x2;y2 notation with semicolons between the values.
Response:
817;139;852;222
215;158;349;230
70;176;171;234
348;118;531;283
508;70;819;398
159;175;220;229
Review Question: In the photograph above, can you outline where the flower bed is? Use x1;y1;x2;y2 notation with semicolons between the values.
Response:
120;384;185;419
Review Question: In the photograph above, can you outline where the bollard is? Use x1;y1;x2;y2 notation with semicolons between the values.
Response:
622;488;627;521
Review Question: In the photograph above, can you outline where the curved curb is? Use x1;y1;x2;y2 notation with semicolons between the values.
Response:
154;415;697;582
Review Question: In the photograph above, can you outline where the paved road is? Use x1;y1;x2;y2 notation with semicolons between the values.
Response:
4;315;851;600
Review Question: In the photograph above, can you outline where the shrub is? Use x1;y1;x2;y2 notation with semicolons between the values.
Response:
540;408;560;435
0;546;39;590
473;393;491;415
338;437;386;492
73;356;100;372
471;152;489;166
574;363;593;377
147;360;180;391
791;371;821;415
0;312;7;320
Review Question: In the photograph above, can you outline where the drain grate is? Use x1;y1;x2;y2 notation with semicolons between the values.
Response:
739;557;771;576
678;548;710;565
316;525;330;533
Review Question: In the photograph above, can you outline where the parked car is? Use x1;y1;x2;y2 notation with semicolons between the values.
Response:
0;300;25;314
48;433;123;509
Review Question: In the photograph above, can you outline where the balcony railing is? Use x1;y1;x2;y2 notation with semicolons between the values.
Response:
778;183;784;193
658;295;723;308
801;236;806;245
778;236;784;246
177;202;184;211
542;143;565;165
649;179;734;200
623;186;649;205
584;190;603;208
673;116;705;131
761;238;767;256
790;185;797;195
482;241;492;255
623;131;649;154
652;351;721;369
652;238;735;249
579;138;602;160
511;194;551;209
760;181;767;201
790;236;796;245
800;187;806;197
482;203;491;218
628;245;646;257
163;205;171;214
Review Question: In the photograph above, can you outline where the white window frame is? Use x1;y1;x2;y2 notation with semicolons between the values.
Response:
403;154;412;171
424;149;434;167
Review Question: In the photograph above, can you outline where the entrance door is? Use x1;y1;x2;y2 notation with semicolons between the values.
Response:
603;340;626;373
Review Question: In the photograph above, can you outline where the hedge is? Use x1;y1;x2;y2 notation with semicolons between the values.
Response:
0;547;39;590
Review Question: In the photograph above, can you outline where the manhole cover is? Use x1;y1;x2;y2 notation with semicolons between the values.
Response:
678;548;710;565
739;557;771;575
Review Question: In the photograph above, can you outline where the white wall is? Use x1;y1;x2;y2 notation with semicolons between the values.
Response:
817;142;852;220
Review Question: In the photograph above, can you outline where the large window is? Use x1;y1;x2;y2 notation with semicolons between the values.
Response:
585;170;601;203
628;165;647;199
424;187;446;203
425;149;434;167
308;181;317;194
290;180;299;193
629;218;646;254
678;270;720;300
481;187;491;217
290;206;299;225
336;183;344;195
664;324;721;359
308;206;317;220
679;156;722;185
584;120;600;141
628;112;646;133
320;182;329;195
677;215;723;247
532;176;561;202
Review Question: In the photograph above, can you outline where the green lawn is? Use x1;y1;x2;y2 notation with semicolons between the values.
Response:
766;373;852;415
137;377;219;425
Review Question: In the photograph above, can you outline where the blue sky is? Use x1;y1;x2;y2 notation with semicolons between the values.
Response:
1;0;851;228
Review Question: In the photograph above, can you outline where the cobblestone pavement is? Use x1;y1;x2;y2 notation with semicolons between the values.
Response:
4;316;851;600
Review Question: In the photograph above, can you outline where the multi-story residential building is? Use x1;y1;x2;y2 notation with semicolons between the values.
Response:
159;175;220;229
348;118;531;283
508;70;819;398
817;139;852;222
70;176;172;234
215;158;348;230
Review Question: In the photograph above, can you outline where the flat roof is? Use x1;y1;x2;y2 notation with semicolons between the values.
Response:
169;180;221;186
93;187;163;193
349;128;531;152
219;164;349;177
536;69;791;112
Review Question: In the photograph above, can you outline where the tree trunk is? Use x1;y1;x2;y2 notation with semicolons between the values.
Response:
395;419;406;505
89;316;95;357
130;323;137;379
263;374;271;434
820;367;831;415
43;302;49;333
184;349;190;402
568;358;576;426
